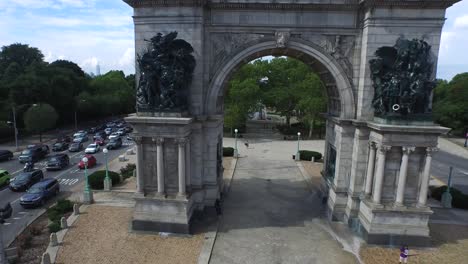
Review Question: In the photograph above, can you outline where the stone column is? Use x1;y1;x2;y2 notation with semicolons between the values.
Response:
364;142;377;196
155;138;165;196
372;144;391;204
418;147;438;207
185;137;191;192
395;146;415;206
177;138;187;197
134;136;144;194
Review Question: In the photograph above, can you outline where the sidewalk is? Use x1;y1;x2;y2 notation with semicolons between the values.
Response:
439;137;468;158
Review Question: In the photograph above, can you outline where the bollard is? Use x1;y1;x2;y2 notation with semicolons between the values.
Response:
41;252;51;264
49;233;58;247
73;204;80;215
60;217;68;229
311;156;315;163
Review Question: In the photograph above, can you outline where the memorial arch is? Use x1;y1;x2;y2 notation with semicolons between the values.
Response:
124;0;458;245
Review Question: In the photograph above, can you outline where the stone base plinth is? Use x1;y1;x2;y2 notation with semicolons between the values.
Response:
132;194;195;234
82;190;94;204
358;199;432;246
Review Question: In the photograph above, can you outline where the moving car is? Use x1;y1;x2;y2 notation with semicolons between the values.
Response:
0;169;10;187
116;128;126;136
18;144;49;163
52;142;69;152
94;131;107;140
68;142;83;152
123;126;133;133
78;154;97;169
85;143;100;154
0;150;14;161
106;137;122;150
104;127;113;135
108;132;120;140
0;202;12;220
46;154;70;170
19;178;60;208
73;135;89;143
94;137;105;146
56;135;72;143
9;170;44;192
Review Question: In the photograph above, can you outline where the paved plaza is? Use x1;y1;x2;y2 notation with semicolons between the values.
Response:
210;139;358;264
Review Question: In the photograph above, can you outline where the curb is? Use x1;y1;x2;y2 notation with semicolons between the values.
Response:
197;157;238;264
43;204;88;264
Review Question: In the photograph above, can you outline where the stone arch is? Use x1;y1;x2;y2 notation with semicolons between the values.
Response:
205;40;356;119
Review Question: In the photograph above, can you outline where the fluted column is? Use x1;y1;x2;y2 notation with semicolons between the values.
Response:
156;138;165;196
185;137;191;192
372;144;391;204
177;138;187;197
364;142;377;196
418;147;439;207
395;146;415;206
134;136;144;194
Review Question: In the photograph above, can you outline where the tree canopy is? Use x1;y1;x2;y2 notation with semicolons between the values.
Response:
23;103;58;142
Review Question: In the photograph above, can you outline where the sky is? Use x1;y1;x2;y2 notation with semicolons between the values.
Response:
0;0;467;80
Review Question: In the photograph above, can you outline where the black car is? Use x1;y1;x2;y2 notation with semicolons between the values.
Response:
0;202;12;220
18;144;49;163
56;135;72;143
106;137;122;150
68;142;83;152
0;150;13;161
46;154;70;170
94;131;107;140
52;142;69;152
9;170;44;192
20;178;60;208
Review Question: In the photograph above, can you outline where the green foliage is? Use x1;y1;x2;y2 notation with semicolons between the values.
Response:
120;163;136;179
430;186;468;210
56;199;73;213
23;103;58;140
48;222;61;233
299;150;323;161
223;147;234;157
88;170;121;189
433;73;468;135
46;199;74;233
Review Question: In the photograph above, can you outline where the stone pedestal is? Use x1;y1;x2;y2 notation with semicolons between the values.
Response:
104;177;112;191
82;190;93;204
125;114;195;234
357;121;449;246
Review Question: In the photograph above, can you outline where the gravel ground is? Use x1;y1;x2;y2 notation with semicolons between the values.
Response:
55;206;204;264
11;213;50;264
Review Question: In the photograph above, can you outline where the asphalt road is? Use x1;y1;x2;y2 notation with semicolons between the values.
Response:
0;137;133;246
431;150;468;194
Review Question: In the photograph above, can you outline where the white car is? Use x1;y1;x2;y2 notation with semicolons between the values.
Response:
85;144;100;154
108;133;120;140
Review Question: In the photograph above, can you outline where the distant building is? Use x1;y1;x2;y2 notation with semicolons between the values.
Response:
96;64;101;76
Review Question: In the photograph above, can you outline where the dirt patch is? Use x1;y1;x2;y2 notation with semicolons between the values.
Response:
301;161;323;186
55;206;204;264
360;223;468;264
10;213;50;264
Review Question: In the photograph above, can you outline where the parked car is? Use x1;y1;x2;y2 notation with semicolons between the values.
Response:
106;122;116;128
68;142;83;152
88;127;98;134
19;178;60;208
73;135;89;143
85;143;100;154
0;150;13;162
106;137;122;150
78;154;97;169
56;135;72;143
94;137;105;146
52;142;69;152
94;131;107;140
0;202;12;220
46;154;70;171
9;170;44;192
18;144;49;163
116;128;126;136
0;169;10;187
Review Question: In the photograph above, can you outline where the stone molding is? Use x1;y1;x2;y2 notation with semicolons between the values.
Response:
425;147;439;156
134;136;143;145
152;137;164;145
402;146;416;154
176;138;188;146
368;141;376;149
377;144;391;153
361;0;459;9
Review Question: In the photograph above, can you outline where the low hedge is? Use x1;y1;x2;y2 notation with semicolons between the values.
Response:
120;163;136;179
88;170;120;190
223;147;234;157
47;199;74;233
299;150;322;161
430;186;468;209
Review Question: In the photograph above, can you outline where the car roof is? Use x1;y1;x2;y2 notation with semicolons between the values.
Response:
0;150;11;154
33;178;57;187
49;153;67;158
0;169;8;174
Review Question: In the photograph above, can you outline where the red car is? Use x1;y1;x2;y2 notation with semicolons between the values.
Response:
78;155;97;170
94;137;105;146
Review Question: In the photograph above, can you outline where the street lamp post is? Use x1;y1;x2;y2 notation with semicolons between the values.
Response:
82;157;93;204
234;129;239;158
295;132;301;161
103;148;112;191
11;106;18;151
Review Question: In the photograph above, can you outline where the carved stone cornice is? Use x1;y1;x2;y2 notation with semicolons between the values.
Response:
425;147;439;156
152;137;164;145
377;144;391;153
402;146;416;155
360;0;460;9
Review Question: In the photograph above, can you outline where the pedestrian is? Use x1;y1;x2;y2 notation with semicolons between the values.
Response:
399;245;409;263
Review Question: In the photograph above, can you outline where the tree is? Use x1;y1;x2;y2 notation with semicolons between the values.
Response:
23;104;58;142
0;43;44;76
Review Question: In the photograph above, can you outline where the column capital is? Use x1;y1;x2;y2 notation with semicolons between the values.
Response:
368;141;377;149
402;146;416;154
176;138;188;146
377;144;391;153
134;136;143;145
152;137;164;145
426;147;439;156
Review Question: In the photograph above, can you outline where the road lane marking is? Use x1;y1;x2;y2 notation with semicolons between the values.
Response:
18;212;26;214
2;222;11;225
12;217;21;220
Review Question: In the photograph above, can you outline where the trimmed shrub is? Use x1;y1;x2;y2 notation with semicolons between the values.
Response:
430;186;468;210
56;199;73;213
223;147;234;157
48;222;61;233
88;170;120;189
120;163;136;179
299;150;322;161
